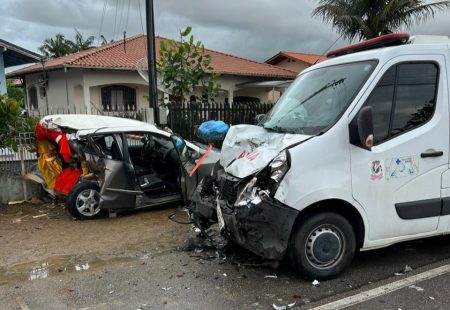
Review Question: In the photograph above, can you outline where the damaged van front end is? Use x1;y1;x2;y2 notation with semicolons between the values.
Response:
189;125;309;260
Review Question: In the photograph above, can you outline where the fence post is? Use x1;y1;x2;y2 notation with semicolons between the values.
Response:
19;134;28;201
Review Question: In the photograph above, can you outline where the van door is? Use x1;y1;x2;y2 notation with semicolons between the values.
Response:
87;133;137;210
350;56;449;241
170;134;198;203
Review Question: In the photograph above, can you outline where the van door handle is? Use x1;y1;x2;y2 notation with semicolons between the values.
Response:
420;151;443;158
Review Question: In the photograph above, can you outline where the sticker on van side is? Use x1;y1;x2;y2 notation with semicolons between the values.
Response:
385;156;419;179
369;160;384;180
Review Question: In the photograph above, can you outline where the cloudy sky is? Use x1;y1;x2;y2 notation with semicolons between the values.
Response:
1;0;450;63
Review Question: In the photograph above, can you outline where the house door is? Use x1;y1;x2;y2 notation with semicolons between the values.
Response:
350;56;449;241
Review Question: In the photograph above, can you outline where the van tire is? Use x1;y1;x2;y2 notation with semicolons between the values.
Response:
66;182;103;220
289;212;355;279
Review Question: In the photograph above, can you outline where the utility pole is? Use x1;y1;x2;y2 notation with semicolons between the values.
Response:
145;0;159;125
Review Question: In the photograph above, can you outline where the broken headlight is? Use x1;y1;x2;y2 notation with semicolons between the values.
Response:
269;150;289;183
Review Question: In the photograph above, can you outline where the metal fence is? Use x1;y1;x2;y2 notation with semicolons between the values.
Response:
168;102;273;142
0;132;37;177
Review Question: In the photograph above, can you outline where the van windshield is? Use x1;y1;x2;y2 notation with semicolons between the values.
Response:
262;60;377;135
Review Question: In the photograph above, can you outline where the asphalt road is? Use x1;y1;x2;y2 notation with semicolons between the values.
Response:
2;205;450;309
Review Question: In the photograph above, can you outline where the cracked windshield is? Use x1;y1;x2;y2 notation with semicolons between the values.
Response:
262;61;377;135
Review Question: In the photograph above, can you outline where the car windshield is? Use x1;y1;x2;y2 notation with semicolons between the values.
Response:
262;60;377;135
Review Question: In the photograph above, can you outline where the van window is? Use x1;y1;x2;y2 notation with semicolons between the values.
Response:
364;63;438;144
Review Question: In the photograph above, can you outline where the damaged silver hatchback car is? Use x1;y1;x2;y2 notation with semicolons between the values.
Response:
26;115;219;220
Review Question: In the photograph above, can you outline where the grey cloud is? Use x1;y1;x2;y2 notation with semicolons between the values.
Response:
1;0;449;62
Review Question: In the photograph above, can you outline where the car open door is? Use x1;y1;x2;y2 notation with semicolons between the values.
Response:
87;133;138;210
170;134;198;203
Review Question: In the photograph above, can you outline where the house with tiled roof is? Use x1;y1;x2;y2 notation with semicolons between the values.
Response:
7;35;297;122
265;51;328;73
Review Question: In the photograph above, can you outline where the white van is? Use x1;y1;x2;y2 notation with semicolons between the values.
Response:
189;33;450;279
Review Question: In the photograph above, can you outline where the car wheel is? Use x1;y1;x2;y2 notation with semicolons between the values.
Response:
66;182;103;220
289;212;356;279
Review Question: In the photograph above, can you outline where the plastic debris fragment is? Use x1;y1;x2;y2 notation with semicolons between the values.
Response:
312;279;320;287
264;275;278;279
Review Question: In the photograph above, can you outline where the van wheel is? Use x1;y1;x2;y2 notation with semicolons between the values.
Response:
66;182;103;220
289;212;355;279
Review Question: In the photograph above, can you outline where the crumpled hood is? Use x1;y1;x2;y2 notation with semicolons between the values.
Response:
220;125;311;178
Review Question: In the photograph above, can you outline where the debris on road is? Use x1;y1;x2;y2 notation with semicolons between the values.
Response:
272;301;296;310
312;279;320;287
408;284;424;292
264;274;278;279
394;265;413;276
32;213;48;219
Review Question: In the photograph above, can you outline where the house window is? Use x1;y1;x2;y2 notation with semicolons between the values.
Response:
101;85;136;111
28;86;38;109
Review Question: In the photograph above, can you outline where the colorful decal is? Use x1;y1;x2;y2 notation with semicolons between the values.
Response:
369;160;384;180
385;156;419;179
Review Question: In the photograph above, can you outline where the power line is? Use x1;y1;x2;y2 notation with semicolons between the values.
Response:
124;0;131;33
117;0;125;38
112;0;119;40
97;0;109;45
138;0;145;35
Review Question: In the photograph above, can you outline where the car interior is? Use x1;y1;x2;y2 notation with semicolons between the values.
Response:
126;133;181;197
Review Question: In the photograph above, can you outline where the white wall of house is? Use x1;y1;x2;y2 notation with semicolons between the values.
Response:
23;68;286;118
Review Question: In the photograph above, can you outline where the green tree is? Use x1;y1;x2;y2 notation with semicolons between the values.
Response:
72;29;95;51
39;33;74;58
313;0;450;41
6;79;24;107
0;94;35;150
39;29;95;58
157;26;221;104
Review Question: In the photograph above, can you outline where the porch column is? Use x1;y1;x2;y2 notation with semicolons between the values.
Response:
228;88;234;106
0;50;6;95
83;84;91;114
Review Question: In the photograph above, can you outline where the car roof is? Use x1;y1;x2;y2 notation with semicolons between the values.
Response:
40;114;201;152
41;114;156;132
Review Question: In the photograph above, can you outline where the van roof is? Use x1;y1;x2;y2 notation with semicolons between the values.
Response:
326;33;450;59
301;39;450;75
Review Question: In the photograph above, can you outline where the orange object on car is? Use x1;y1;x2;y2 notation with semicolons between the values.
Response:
54;168;82;195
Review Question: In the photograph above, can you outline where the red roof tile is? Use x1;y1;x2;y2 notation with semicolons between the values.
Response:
265;51;327;65
7;35;297;79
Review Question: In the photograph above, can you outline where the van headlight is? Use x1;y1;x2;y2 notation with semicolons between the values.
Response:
269;150;289;182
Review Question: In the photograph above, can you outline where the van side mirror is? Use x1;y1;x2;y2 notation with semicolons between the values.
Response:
255;114;266;124
357;106;374;149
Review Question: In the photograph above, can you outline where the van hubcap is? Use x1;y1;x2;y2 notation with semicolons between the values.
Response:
76;189;100;217
305;225;345;269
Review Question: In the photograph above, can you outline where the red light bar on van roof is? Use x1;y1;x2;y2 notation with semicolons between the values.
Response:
326;33;410;58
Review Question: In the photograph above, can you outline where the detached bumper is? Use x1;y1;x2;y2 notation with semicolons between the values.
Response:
190;179;299;260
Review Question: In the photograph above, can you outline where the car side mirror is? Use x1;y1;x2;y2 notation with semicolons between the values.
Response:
357;106;374;150
255;114;266;124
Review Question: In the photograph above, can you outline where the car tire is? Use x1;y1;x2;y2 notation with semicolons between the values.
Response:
289;212;356;279
66;182;103;220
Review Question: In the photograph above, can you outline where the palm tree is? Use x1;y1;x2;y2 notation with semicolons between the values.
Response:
39;33;74;58
39;30;96;59
72;29;95;51
313;0;450;41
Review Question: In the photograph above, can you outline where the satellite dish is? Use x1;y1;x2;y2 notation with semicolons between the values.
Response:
136;58;149;82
